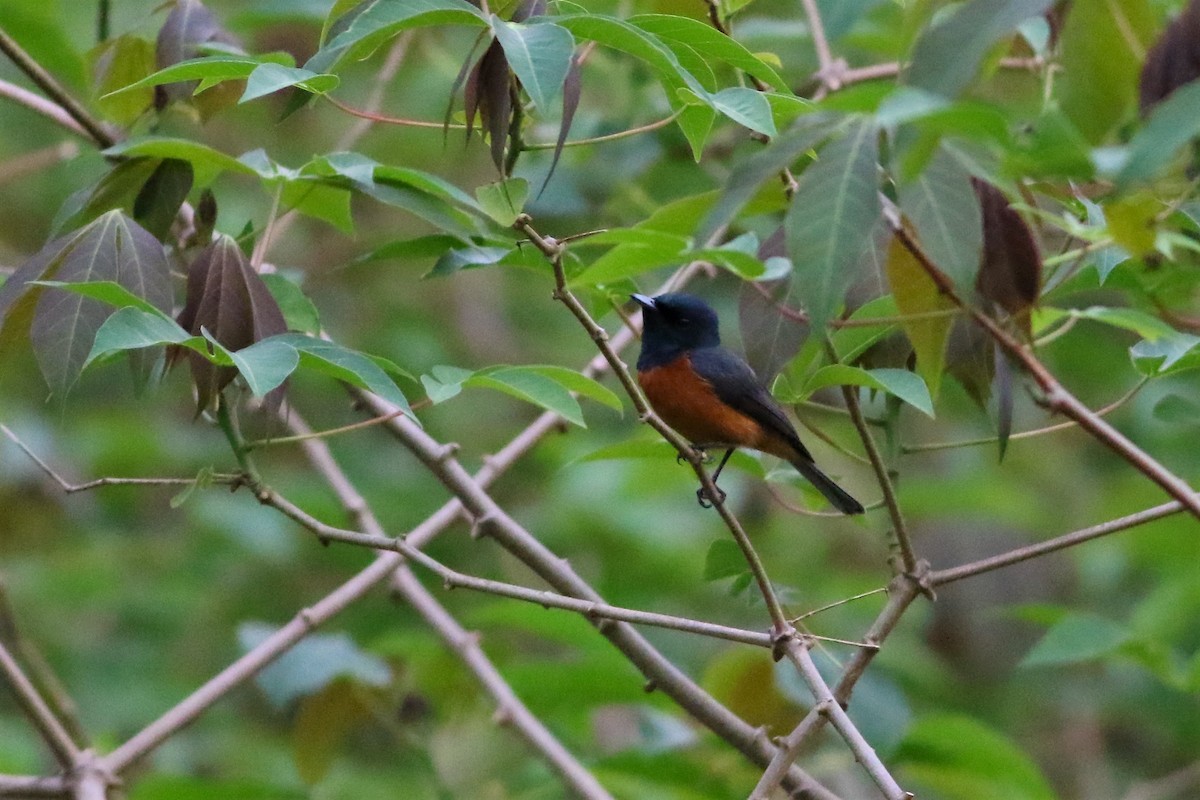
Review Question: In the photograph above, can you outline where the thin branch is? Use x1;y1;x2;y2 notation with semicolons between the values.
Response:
791;587;888;623
779;640;912;800
840;384;914;574
754;570;926;796
0;584;89;748
0;775;68;797
886;203;1200;520
0;79;89;139
1;423;241;494
0;141;79;186
244;407;412;449
255;483;779;649
902;378;1147;454
838;56;1044;87
0;639;80;768
0;28;114;147
799;0;843;90
930;498;1189;586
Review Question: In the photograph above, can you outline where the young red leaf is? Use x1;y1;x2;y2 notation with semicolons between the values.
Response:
172;235;288;413
973;179;1042;336
539;57;581;196
1139;0;1200;114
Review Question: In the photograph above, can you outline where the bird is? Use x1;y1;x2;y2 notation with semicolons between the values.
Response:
632;292;864;514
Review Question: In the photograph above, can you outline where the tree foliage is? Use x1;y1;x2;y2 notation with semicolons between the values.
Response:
0;0;1199;798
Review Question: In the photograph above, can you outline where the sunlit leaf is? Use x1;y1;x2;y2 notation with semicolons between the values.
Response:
240;63;339;103
885;230;954;399
278;334;415;419
475;177;529;225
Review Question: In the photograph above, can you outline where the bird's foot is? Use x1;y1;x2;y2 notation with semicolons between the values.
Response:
696;484;726;508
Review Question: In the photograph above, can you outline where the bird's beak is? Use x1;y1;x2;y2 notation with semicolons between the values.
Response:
631;293;656;310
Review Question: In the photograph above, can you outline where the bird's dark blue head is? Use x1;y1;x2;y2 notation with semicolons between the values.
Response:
632;292;721;369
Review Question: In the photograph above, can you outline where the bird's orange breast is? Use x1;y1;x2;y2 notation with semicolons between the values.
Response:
638;355;762;448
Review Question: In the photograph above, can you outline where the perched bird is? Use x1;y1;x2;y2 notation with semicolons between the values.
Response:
632;292;863;514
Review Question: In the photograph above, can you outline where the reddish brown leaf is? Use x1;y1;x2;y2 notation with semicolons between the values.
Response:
1139;0;1200;114
972;179;1042;335
155;0;239;103
463;40;514;172
172;235;288;413
539;57;581;196
512;0;547;22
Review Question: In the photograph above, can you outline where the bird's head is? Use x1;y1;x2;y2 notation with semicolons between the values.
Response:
632;293;721;365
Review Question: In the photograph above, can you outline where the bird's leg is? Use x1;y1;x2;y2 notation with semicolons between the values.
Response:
696;448;734;508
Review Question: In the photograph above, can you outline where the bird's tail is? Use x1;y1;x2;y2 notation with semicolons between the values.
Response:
790;458;864;515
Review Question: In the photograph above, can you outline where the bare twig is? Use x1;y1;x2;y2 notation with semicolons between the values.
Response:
753;570;926;796
0;774;68;797
0;79;89;139
0;28;114;147
2;424;241;494
840;385;915;575
799;0;844;91
902;378;1148;454
931;499;1190;586
0;640;80;768
779;640;912;800
0;141;79;186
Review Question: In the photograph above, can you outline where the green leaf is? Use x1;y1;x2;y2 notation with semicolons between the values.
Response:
240;63;339;103
306;0;488;74
576;438;676;463
420;364;473;403
475;177;529;226
830;294;900;364
29;280;165;316
428;244;514;277
238;622;391;709
467;367;585;427
84;307;198;368
896;714;1056;800
709;87;777;138
1118;81;1200;187
1131;334;1200;376
101;54;286;99
905;0;1053;98
1021;613;1131;668
785;119;881;332
104;137;256;186
491;18;574;111
704;539;748;581
628;14;786;90
1057;0;1155;144
261;274;321;334
92;34;157;125
487;364;622;413
897;145;982;291
277;334;415;420
802;364;934;417
226;338;299;397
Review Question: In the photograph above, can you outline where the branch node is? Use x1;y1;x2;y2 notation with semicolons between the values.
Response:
642;679;658;694
469;513;496;539
904;559;936;601
433;442;460;463
298;607;319;630
492;705;514;727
